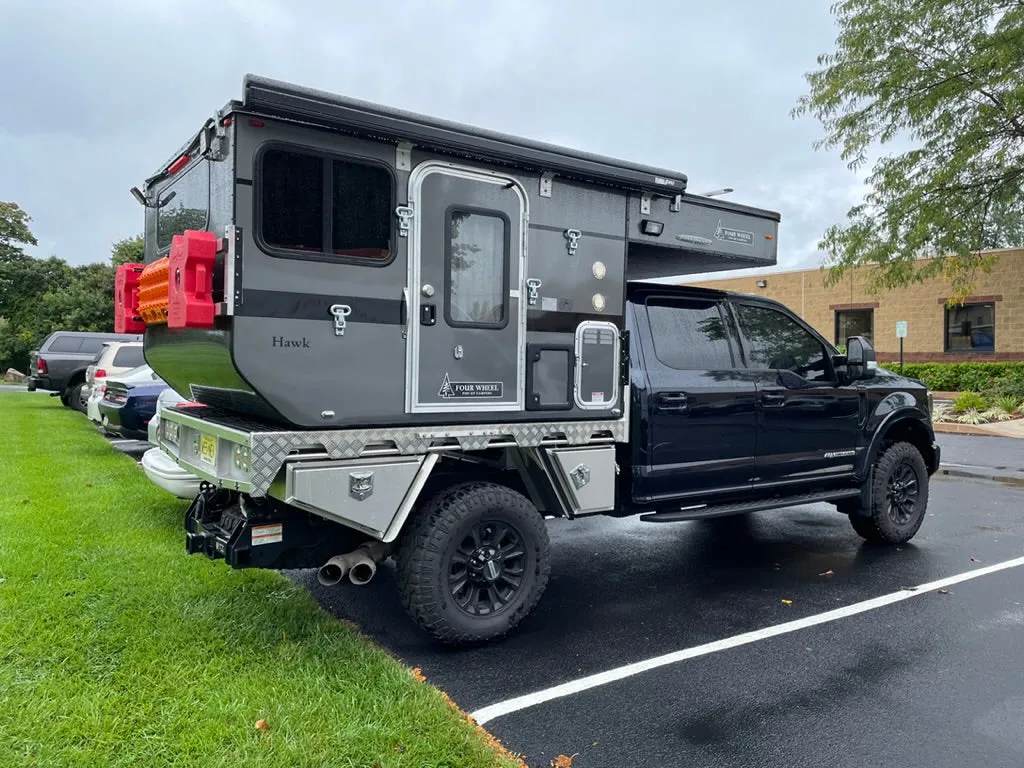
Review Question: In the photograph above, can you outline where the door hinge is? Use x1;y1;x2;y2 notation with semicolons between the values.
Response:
539;172;555;198
396;205;414;237
396;142;413;172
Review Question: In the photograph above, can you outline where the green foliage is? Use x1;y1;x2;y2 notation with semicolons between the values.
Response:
0;202;144;373
880;361;1024;392
981;368;1024;402
793;0;1024;299
996;394;1021;414
953;390;988;412
0;395;520;768
110;235;144;267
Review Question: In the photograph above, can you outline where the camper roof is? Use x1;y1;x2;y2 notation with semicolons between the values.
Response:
236;74;689;196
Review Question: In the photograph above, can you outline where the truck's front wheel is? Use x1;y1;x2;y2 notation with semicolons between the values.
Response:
396;481;551;646
848;441;929;544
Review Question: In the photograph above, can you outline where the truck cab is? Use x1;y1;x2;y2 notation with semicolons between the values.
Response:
622;283;939;518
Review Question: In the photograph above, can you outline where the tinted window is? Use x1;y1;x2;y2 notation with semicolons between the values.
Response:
157;160;210;251
945;302;994;352
261;149;323;252
112;346;145;368
80;339;108;354
260;148;392;262
734;303;831;382
446;211;507;327
646;299;735;370
47;336;82;353
835;309;873;345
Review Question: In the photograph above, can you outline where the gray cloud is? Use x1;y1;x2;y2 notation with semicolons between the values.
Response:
1;0;854;273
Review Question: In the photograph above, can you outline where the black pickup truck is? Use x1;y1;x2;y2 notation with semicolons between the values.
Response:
172;283;939;645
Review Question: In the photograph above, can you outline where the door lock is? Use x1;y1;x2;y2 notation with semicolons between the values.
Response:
420;304;436;326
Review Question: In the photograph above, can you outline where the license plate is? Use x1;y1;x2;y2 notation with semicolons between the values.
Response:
198;434;217;466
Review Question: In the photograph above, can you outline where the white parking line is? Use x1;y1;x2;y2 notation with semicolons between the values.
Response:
470;555;1024;725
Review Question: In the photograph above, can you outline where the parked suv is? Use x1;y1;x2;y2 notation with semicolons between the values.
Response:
27;331;143;411
82;342;146;409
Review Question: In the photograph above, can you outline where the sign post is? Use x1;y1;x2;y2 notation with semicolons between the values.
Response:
895;320;908;374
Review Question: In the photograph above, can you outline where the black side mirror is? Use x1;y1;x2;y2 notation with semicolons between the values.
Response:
846;335;876;381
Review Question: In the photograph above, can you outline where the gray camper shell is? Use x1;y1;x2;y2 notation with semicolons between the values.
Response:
141;74;780;433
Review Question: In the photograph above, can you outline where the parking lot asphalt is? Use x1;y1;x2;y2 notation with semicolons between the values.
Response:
299;469;1024;768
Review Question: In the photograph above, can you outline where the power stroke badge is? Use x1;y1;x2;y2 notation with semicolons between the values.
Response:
438;372;503;399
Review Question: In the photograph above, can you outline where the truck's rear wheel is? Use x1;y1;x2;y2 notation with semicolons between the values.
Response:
67;382;86;412
848;441;929;544
396;481;550;646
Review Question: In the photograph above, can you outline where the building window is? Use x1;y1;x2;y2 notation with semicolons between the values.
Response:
259;146;393;264
835;309;873;346
445;210;509;328
945;302;995;353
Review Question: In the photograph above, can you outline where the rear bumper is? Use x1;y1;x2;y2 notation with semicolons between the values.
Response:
141;447;203;499
99;400;152;440
28;375;53;391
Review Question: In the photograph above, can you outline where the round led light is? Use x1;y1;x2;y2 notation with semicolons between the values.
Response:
592;261;606;280
592;293;606;311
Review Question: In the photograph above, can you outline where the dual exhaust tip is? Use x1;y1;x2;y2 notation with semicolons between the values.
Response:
316;542;389;587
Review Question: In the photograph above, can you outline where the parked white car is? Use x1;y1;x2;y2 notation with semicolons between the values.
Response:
87;364;157;425
142;387;202;499
81;342;146;411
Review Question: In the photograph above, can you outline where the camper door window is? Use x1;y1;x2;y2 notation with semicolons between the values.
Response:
157;159;210;252
445;209;510;329
258;146;393;265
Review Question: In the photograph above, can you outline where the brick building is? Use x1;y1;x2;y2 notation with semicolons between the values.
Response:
688;247;1024;362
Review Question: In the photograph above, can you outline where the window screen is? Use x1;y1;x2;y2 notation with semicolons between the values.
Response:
446;211;508;328
646;300;735;370
734;303;831;382
112;346;145;368
260;148;392;262
945;302;994;352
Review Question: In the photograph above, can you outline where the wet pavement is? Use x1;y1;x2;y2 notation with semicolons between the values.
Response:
301;469;1024;768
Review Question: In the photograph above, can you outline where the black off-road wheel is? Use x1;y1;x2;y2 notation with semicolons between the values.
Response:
396;481;551;646
848;441;929;544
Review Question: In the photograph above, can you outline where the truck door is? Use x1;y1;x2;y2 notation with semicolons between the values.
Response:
406;163;526;414
631;295;757;504
729;301;861;487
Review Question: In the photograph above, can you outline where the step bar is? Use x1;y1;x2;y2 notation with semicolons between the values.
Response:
640;488;861;523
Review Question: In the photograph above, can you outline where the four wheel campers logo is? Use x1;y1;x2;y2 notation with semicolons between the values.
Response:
714;219;755;246
438;372;503;399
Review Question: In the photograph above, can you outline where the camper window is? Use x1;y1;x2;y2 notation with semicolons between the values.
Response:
445;209;509;329
157;159;210;251
258;146;393;264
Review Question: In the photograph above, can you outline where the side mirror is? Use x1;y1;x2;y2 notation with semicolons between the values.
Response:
845;335;876;380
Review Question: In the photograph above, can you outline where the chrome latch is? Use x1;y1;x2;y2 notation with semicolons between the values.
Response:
329;304;352;336
570;463;591;490
564;228;582;256
349;471;374;501
525;278;542;306
396;205;414;237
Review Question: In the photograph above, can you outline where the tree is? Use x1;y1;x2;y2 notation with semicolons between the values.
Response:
793;0;1024;297
110;235;144;266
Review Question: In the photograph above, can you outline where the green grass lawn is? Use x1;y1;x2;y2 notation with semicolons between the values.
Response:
0;393;522;768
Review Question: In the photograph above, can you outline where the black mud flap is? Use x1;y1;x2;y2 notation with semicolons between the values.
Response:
183;485;368;570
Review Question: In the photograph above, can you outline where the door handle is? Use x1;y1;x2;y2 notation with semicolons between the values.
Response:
761;390;786;407
654;392;689;413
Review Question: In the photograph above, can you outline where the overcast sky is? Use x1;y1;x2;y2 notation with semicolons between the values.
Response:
0;0;862;277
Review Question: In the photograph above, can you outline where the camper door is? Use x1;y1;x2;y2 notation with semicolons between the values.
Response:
406;164;527;413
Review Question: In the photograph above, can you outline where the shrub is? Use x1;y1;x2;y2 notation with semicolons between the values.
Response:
996;395;1020;414
981;408;1013;422
953;391;987;413
955;409;984;424
880;361;1024;393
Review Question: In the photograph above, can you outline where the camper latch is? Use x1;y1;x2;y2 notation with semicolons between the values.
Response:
564;228;582;256
396;205;414;237
525;278;542;306
329;304;353;336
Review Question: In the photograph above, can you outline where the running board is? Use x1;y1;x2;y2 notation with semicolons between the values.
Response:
639;488;861;523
